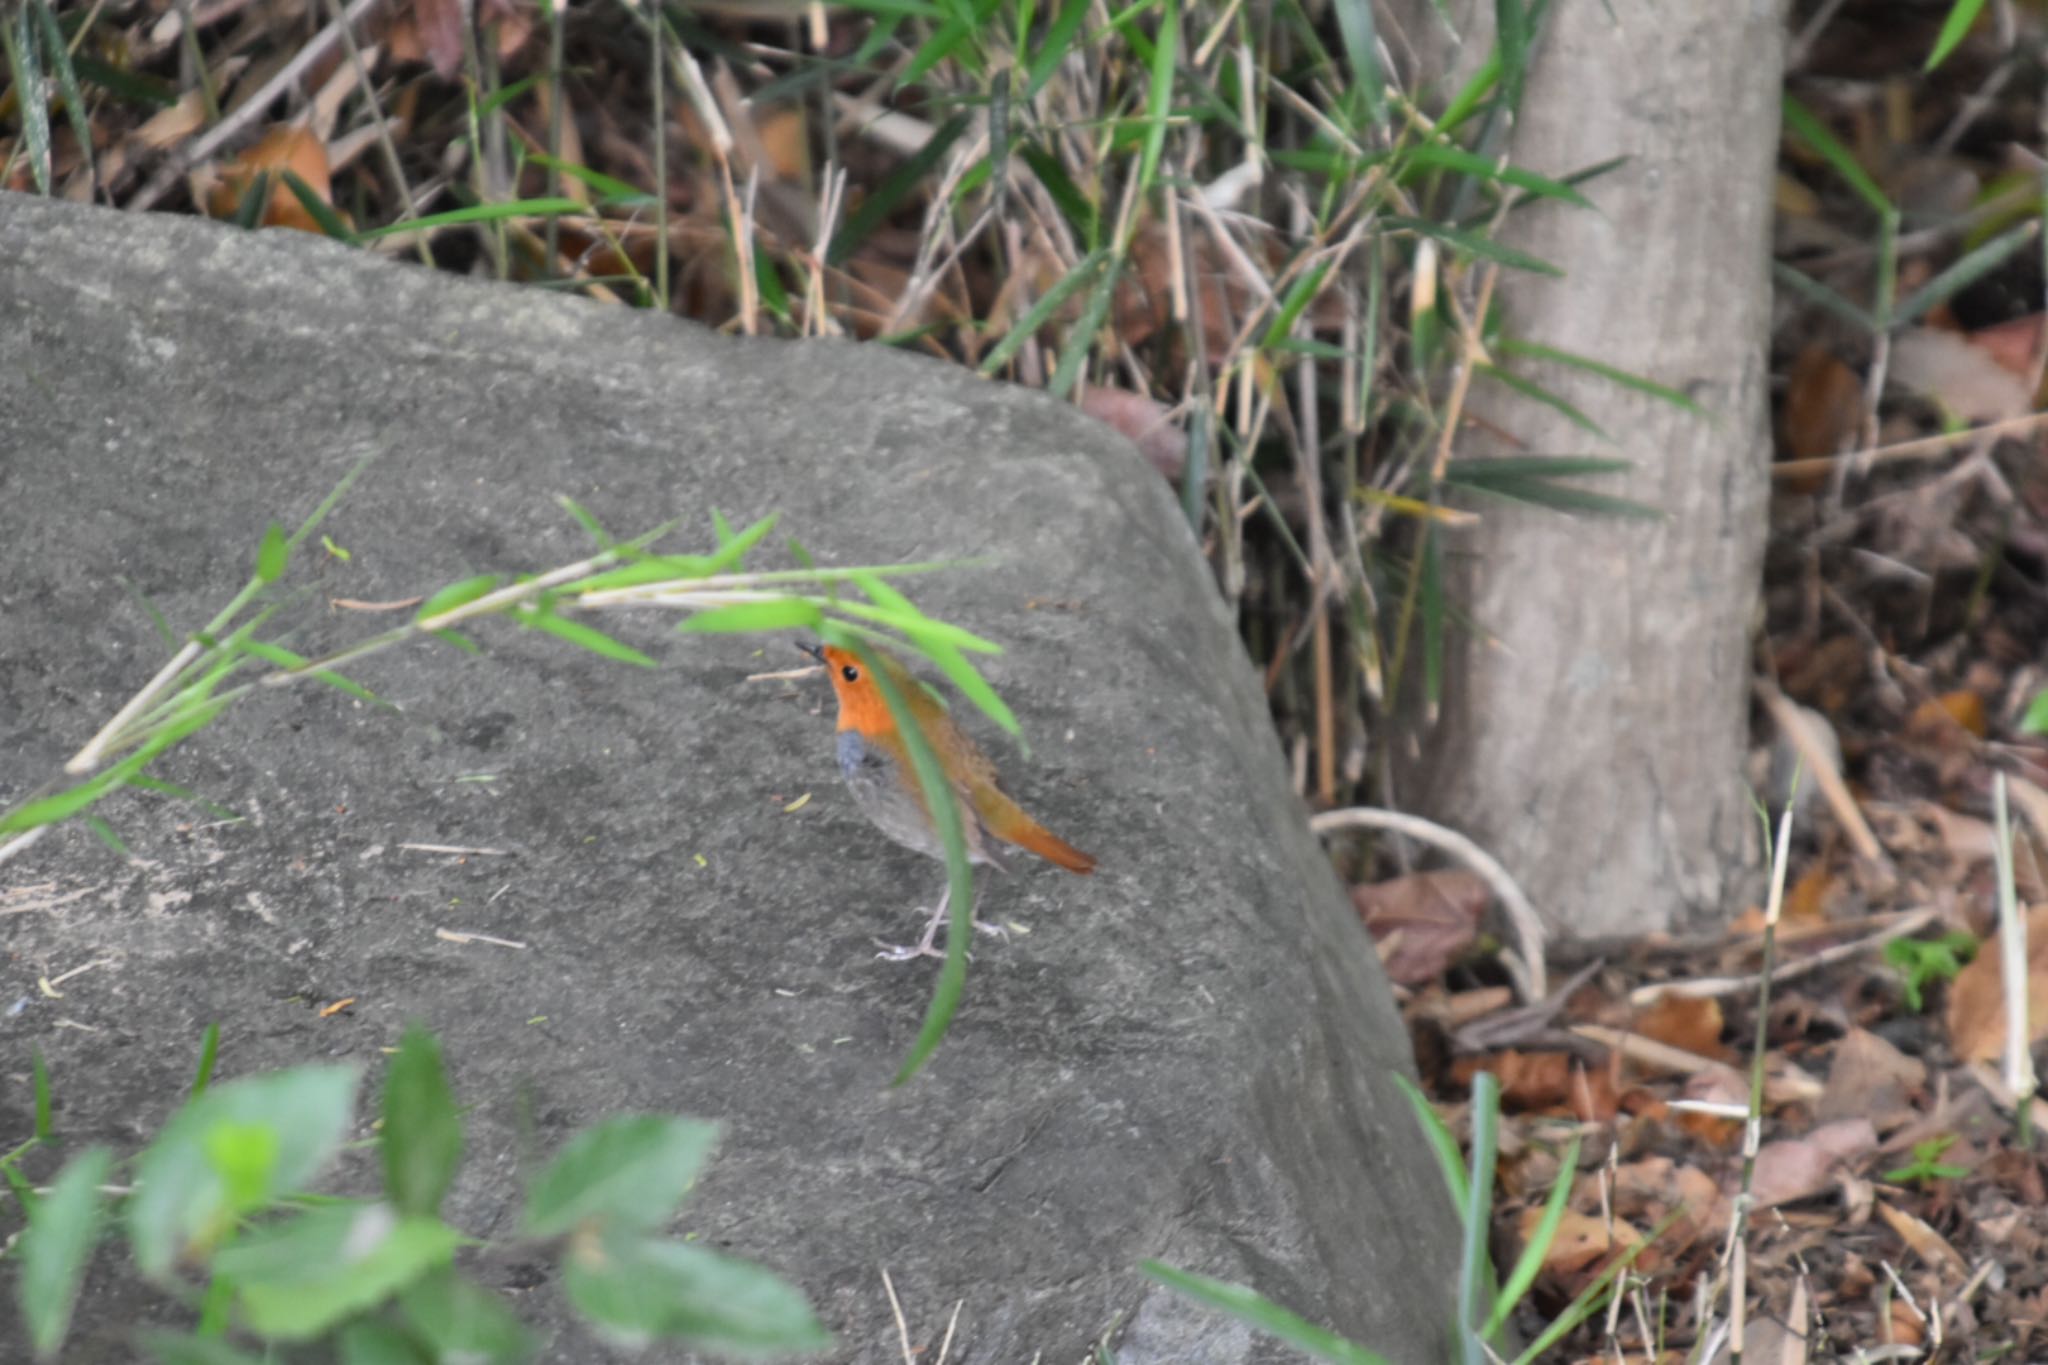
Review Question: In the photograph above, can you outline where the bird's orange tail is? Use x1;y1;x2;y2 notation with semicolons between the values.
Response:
1002;819;1096;874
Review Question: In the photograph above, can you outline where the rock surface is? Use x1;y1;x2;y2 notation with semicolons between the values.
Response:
0;193;1460;1363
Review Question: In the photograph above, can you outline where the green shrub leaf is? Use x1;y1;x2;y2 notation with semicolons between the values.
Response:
522;1116;720;1239
382;1026;463;1218
19;1146;112;1360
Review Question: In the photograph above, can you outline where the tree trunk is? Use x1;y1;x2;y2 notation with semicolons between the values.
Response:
1393;4;1783;936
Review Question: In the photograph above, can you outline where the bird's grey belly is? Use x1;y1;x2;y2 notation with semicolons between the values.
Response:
836;730;997;866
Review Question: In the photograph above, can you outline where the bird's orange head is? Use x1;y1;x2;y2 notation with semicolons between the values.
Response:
804;643;910;737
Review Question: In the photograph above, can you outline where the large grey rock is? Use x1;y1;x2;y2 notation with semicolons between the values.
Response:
0;193;1460;1363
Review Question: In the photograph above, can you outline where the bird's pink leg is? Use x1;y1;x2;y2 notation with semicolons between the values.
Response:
873;884;1009;963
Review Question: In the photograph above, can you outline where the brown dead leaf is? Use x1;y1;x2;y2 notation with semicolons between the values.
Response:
1606;1155;1731;1245
1875;1197;1968;1276
1751;1117;1879;1208
1077;387;1186;484
1946;903;2048;1062
1817;1028;1926;1131
1522;1206;1641;1279
1907;689;1988;742
1779;344;1864;460
1632;995;1728;1061
203;125;338;234
1350;869;1488;987
1454;1049;1574;1111
1890;325;2032;423
1780;862;1836;924
1969;312;2044;379
134;89;209;151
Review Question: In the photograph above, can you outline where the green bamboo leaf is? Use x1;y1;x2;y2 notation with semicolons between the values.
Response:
1494;338;1704;415
1477;364;1607;440
2020;689;2048;736
1135;0;1178;194
527;152;657;208
191;1022;222;1098
352;198;584;243
1019;142;1100;248
1494;0;1530;115
675;599;826;634
1139;1263;1391;1365
416;575;504;622
978;249;1110;376
278;171;354;241
239;640;384;705
518;607;658;668
1781;95;1891;216
1403;144;1590;208
819;598;1000;653
701;512;779;573
1924;0;1987;71
1383;217;1561;276
829;113;971;267
0;698;227;835
1331;0;1387;127
1024;0;1092;99
1261;258;1335;350
1050;254;1123;397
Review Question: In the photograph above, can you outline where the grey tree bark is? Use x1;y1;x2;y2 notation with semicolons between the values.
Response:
1386;3;1783;937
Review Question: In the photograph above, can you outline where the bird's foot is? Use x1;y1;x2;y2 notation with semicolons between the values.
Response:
872;906;1007;962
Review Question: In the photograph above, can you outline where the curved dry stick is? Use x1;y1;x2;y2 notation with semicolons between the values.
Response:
1309;806;1548;1002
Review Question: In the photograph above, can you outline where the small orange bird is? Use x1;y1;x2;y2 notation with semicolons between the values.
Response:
801;642;1094;960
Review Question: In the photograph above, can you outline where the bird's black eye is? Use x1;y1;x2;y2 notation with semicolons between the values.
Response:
841;664;861;683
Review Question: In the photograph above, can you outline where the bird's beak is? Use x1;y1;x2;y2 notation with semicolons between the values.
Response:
796;641;826;664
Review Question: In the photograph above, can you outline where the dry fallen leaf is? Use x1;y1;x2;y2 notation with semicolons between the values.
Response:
1890;325;2032;423
1522;1206;1641;1279
1750;1117;1878;1208
1632;995;1729;1061
1816;1027;1926;1131
204;125;336;234
1946;903;2048;1062
1875;1197;1969;1277
1779;343;1864;460
1350;868;1488;987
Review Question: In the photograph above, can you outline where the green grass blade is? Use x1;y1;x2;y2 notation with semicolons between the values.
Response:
1138;1263;1392;1365
1457;1071;1499;1364
1924;0;1987;72
1494;337;1705;415
33;1050;53;1139
1770;260;1878;331
1894;221;2039;325
5;5;52;195
518;608;658;668
1781;95;1891;216
34;0;95;195
1484;1134;1580;1336
1494;0;1530;114
1391;1073;1468;1211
